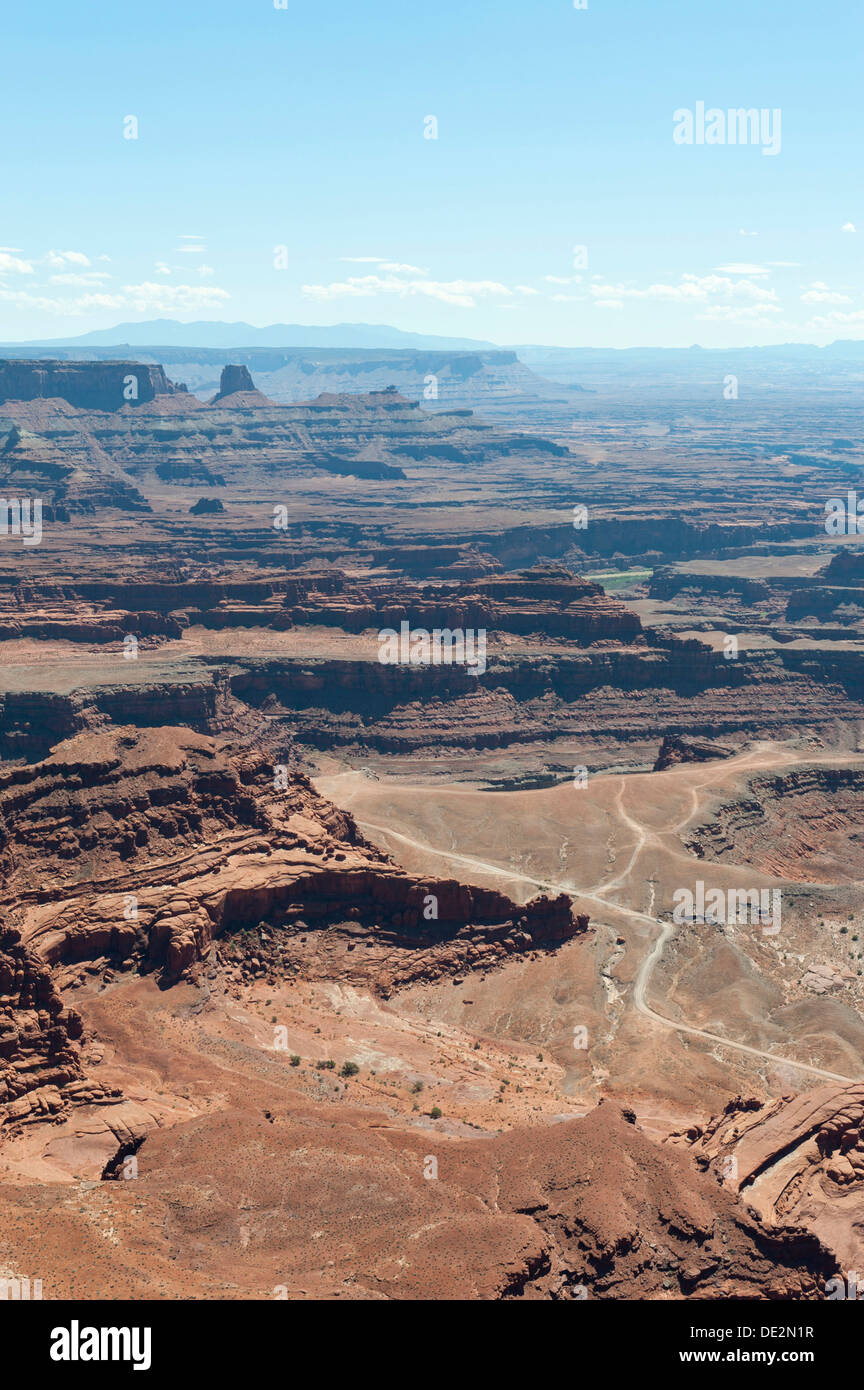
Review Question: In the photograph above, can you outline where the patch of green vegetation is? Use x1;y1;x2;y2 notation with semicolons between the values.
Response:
584;568;653;592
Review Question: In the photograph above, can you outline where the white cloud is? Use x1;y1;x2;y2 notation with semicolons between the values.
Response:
0;251;33;274
306;261;592;308
801;282;851;304
174;245;207;254
45;250;91;268
738;228;758;236
0;279;229;318
302;272;513;309
713;262;769;275
809;307;864;326
156;261;213;278
842;222;856;233
48;271;112;286
589;273;778;305
0;286;125;315
337;257;430;274
121;282;229;312
377;261;428;274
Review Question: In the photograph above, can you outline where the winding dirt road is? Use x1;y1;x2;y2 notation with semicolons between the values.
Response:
356;815;860;1087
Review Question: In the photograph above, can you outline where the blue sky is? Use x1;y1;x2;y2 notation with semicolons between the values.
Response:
1;0;861;347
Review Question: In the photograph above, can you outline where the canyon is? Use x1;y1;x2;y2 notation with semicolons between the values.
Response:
0;353;862;1303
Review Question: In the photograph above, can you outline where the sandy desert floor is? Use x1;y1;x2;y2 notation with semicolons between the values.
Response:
319;740;864;1113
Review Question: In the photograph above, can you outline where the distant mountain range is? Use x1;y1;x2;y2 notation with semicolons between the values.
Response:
4;319;864;363
3;319;498;352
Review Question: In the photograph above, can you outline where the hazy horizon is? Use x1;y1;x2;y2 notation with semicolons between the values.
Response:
5;315;864;356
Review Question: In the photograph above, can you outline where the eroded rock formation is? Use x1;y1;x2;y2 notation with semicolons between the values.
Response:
670;1086;864;1272
0;359;177;410
0;726;585;993
654;733;735;771
685;766;864;880
0;923;119;1134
